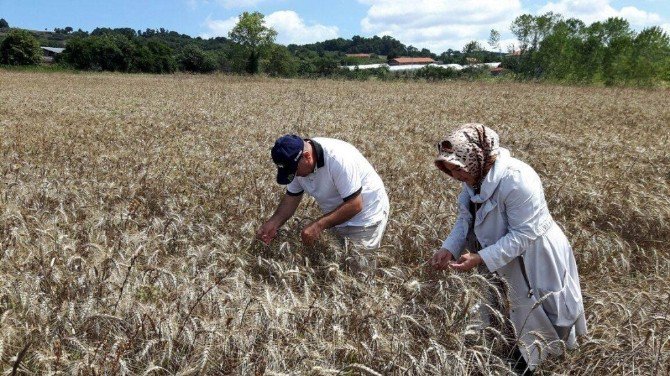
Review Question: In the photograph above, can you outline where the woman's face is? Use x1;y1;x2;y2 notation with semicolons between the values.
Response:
438;161;476;186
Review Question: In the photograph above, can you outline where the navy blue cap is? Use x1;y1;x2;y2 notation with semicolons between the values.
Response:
271;135;304;184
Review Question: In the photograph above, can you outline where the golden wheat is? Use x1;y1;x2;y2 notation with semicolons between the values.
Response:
0;70;668;375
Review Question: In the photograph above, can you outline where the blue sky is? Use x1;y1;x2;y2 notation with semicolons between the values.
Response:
1;0;669;53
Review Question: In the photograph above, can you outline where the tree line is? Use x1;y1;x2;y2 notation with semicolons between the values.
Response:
507;12;670;85
1;12;668;86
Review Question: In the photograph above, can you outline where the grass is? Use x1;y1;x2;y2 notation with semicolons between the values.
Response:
0;70;668;375
0;64;78;73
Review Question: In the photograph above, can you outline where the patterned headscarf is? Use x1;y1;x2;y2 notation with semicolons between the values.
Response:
435;123;500;187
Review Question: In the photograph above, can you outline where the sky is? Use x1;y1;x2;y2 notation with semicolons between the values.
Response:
1;0;669;53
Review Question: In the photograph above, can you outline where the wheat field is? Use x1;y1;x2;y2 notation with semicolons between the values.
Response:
0;70;668;375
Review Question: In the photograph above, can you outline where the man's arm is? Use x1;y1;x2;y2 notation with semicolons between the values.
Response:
301;191;362;245
317;191;363;229
257;193;303;244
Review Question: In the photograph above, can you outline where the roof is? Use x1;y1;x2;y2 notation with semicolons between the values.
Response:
346;53;373;58
389;57;435;64
41;47;65;54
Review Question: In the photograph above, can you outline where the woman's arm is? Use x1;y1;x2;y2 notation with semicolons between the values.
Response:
441;187;473;259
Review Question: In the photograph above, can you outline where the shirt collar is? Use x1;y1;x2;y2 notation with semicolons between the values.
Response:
466;147;511;202
306;139;325;171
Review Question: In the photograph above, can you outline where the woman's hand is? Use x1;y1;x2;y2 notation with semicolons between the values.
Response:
430;248;454;270
449;253;483;272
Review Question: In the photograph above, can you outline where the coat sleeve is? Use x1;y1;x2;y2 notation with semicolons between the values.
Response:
478;167;550;272
441;186;472;259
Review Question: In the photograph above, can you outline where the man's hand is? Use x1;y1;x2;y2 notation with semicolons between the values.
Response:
449;253;483;272
257;220;279;245
300;221;324;246
430;248;454;270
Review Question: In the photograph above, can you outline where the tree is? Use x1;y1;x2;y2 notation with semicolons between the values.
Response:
228;11;277;74
629;26;670;85
510;12;562;77
178;44;217;73
462;40;484;54
0;29;42;65
488;29;501;53
511;12;561;53
534;19;581;81
0;18;8;28
600;18;634;85
263;44;298;77
511;14;535;53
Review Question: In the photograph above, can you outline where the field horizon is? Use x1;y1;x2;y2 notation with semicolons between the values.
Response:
1;70;668;375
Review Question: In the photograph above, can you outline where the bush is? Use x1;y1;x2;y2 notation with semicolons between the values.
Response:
333;66;390;81
177;45;217;73
62;35;177;73
262;45;298;77
0;29;42;65
415;65;461;81
135;40;177;73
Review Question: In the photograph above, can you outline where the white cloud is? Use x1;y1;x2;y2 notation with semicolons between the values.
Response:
265;11;339;45
619;6;662;25
200;11;339;44
358;0;522;53
539;0;663;28
200;16;238;39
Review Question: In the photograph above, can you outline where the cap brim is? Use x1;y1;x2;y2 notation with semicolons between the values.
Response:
276;168;296;185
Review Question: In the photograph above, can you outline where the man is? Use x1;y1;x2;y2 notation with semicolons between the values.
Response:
257;134;389;271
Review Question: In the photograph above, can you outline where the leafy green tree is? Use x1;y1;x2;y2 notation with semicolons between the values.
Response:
62;34;177;73
462;40;486;64
488;29;501;53
511;14;536;53
599;18;634;85
134;40;177;73
534;19;582;81
462;40;484;54
510;12;561;77
312;54;339;76
0;29;42;65
0;18;9;28
178;44;217;73
228;11;277;74
262;44;298;77
629;26;670;85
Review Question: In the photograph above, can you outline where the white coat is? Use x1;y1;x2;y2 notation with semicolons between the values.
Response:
442;148;587;368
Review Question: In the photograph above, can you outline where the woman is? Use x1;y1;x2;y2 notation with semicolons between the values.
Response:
429;123;587;372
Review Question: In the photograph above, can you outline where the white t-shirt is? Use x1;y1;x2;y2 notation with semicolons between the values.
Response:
287;138;389;227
